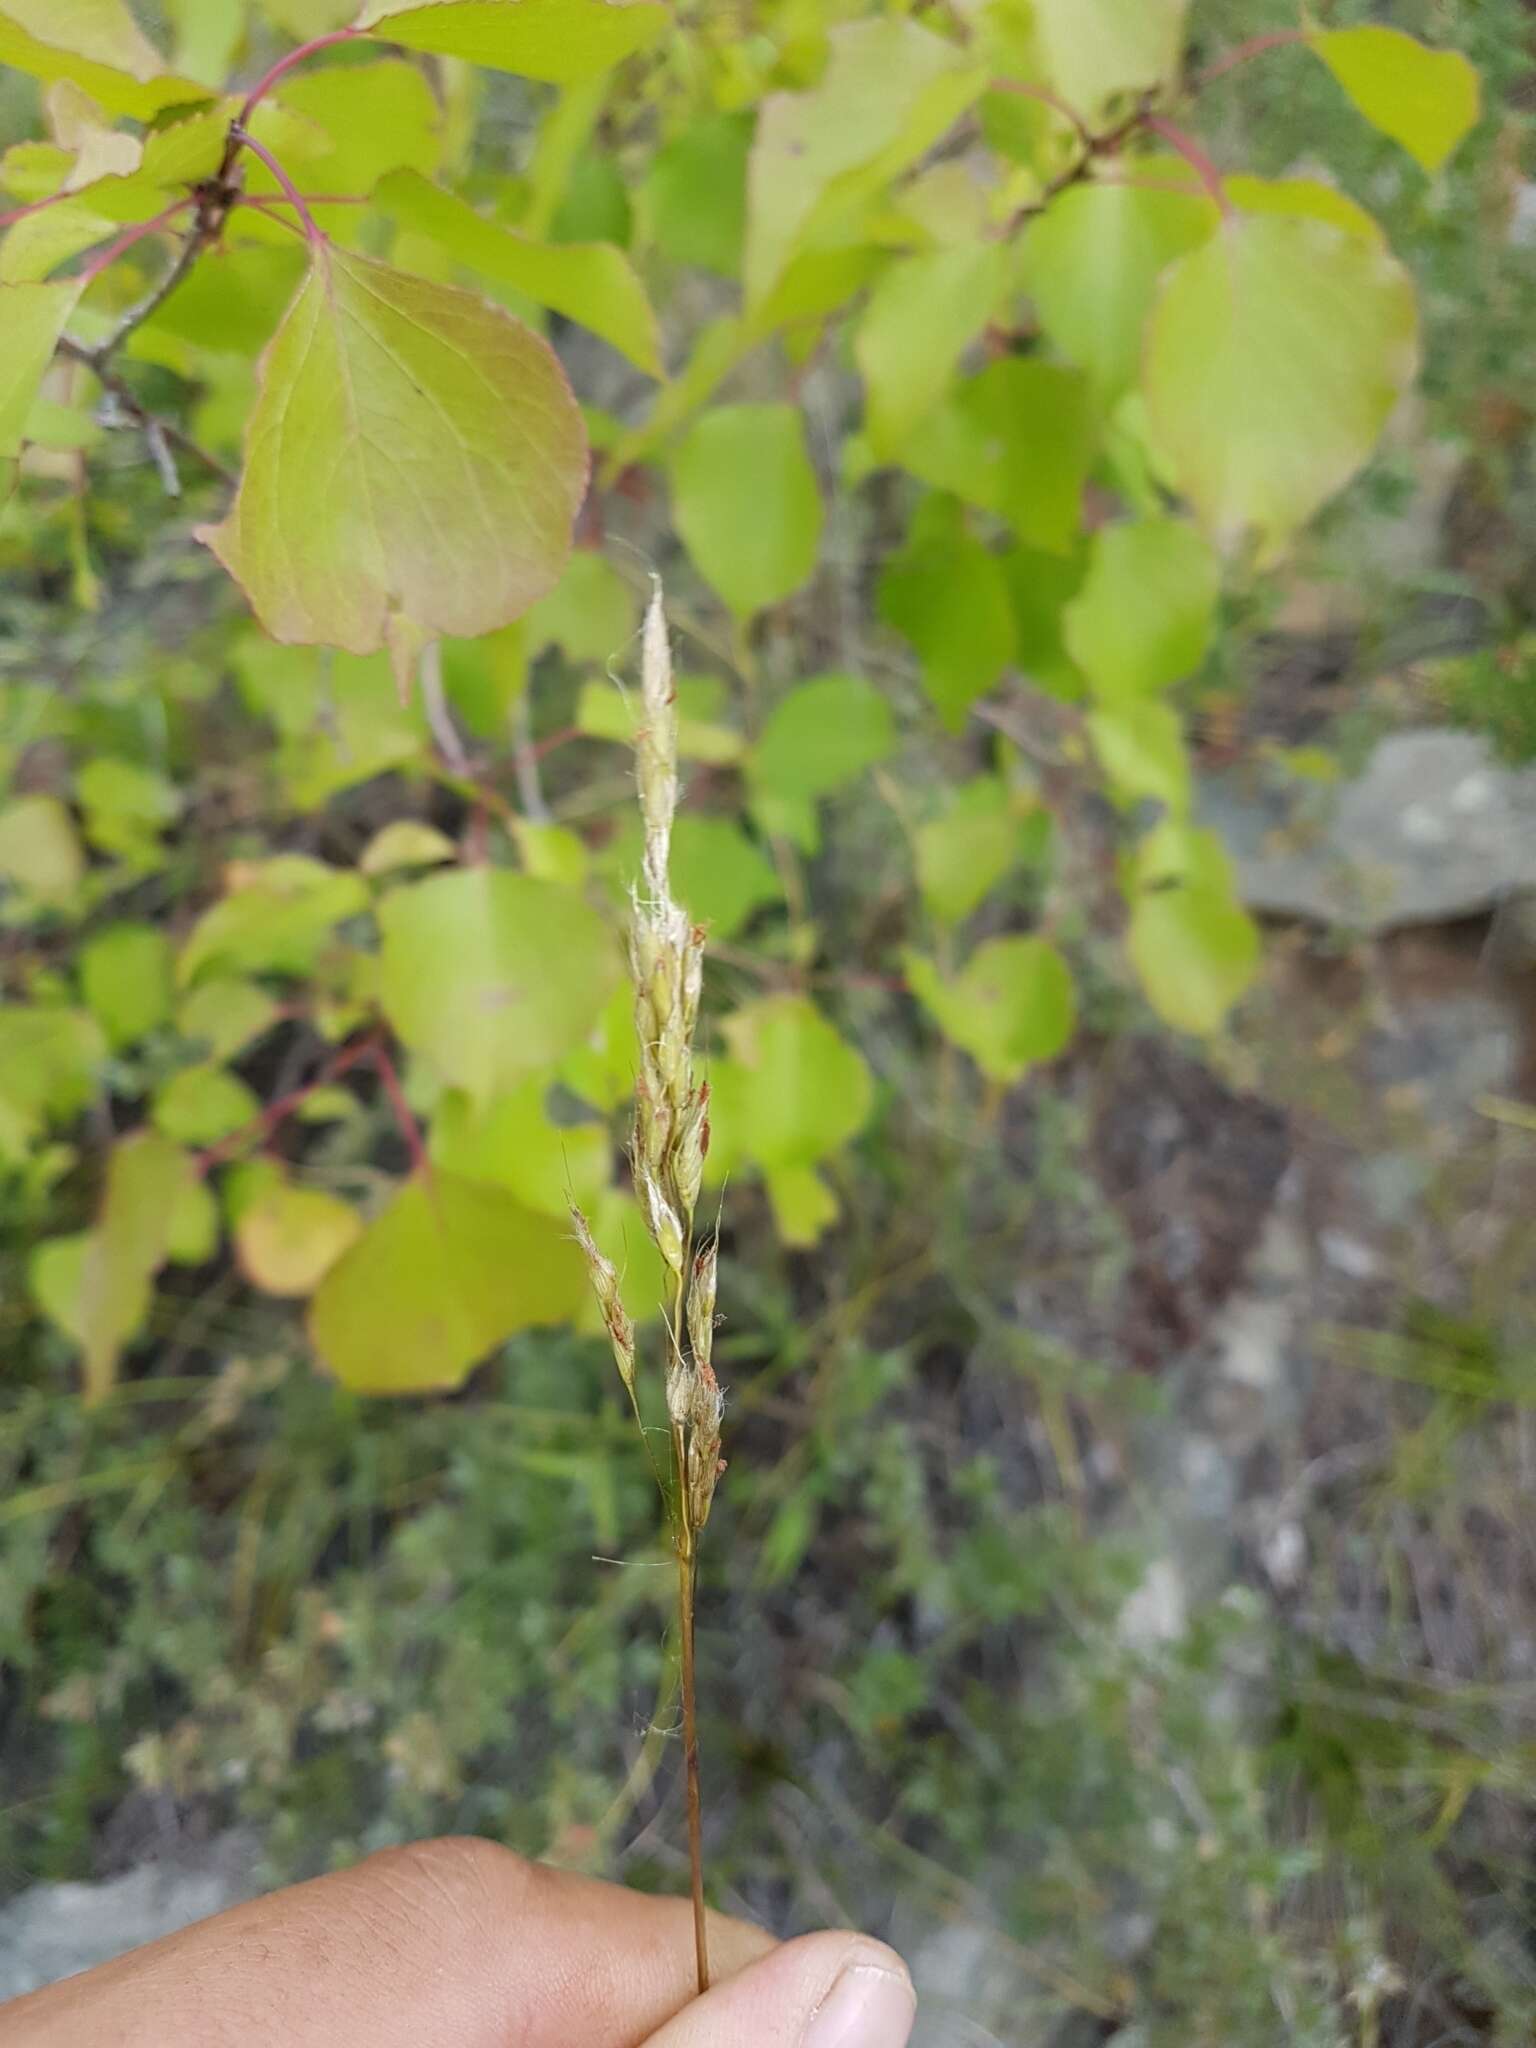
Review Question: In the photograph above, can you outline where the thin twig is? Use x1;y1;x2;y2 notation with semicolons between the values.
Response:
89;211;210;359
1143;115;1233;216
994;76;1090;144
513;692;553;823
229;126;325;247
54;335;236;492
236;27;363;129
1190;27;1306;92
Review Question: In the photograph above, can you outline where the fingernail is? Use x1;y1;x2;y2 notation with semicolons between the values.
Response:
803;1945;916;2048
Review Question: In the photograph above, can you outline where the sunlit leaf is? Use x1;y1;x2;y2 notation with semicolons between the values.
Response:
1086;702;1190;817
0;2;208;120
198;247;588;658
1310;26;1479;174
1064;517;1219;703
377;168;661;375
359;820;458;876
153;1062;261;1144
0;1005;103;1160
644;111;749;277
234;1172;364;1295
179;856;368;985
1031;0;1187;118
377;868;621;1100
915;777;1027;926
1023;179;1213;402
905;936;1075;1086
177;978;281;1061
1143;216;1418;558
745;17;981;304
431;1078;610;1215
307;1171;587;1392
671;402;822;616
0;792;85;906
353;0;668;82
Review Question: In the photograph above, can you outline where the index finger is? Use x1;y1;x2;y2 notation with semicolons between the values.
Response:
2;1835;775;2048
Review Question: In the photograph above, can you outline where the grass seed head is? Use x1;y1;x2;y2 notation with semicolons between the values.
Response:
570;1204;636;1395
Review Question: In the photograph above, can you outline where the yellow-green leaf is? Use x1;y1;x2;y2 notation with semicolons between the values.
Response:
153;1063;260;1145
359;819;458;876
80;922;175;1046
0;792;85;906
0;2;209;120
1087;702;1190;817
307;1171;587;1393
198;247;588;657
1310;26;1479;175
1126;822;1259;1034
1143;215;1418;559
706;994;873;1197
915;777;1027;926
377;868;621;1100
353;0;667;82
1031;0;1187;119
378;168;661;375
748;673;895;853
431;1078;610;1215
0;280;82;456
855;242;1007;455
671;403;822;617
904;936;1075;1085
235;1175;364;1295
1064;517;1219;703
179;857;368;985
878;496;1016;731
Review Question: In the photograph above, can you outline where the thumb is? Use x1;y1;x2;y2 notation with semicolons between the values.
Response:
642;1931;916;2048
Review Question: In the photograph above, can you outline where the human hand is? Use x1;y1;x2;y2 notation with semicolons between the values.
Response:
0;1835;917;2048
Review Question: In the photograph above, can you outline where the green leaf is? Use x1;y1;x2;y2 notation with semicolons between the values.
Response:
431;1078;609;1215
1225;173;1380;244
1310;26;1479;175
1086;702;1190;817
878;497;1016;731
178;856;368;985
669;814;781;939
523;547;636;661
745;17;981;305
153;1063;261;1145
905;936;1075;1085
353;0;667;82
1023;179;1213;402
177;978;281;1061
915;777;1026;925
1143;215;1418;559
0;3;207;120
197;246;588;658
166;1173;219;1265
261;61;443;210
900;359;1094;556
377;169;661;375
0;280;82;456
0;792;85;907
0;1004;103;1159
999;545;1088;701
80;922;175;1046
234;1174;364;1295
576;671;743;764
763;1163;839;1249
1031;0;1188;118
1126;822;1259;1034
1064;517;1218;703
671;403;822;617
307;1171;587;1393
748;673;896;852
359;820;458;876
378;868;620;1100
77;755;180;863
32;1132;193;1401
855;242;1007;456
706;995;873;1241
644;112;749;277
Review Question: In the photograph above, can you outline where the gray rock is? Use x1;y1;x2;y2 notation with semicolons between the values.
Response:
0;1834;258;1998
1200;730;1536;932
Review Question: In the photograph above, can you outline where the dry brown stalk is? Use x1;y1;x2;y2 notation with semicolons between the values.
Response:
572;582;722;1996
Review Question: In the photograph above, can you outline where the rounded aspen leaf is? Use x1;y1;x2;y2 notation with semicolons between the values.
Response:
307;1172;587;1393
378;868;621;1100
1309;26;1479;175
236;1179;364;1296
1064;517;1219;703
1127;823;1259;1035
671;403;822;617
1143;215;1418;559
352;0;669;83
198;247;588;658
905;936;1075;1085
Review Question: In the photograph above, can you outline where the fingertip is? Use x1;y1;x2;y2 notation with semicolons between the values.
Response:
644;1929;915;2048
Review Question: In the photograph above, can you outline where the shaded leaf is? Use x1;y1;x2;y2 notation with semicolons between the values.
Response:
0;1005;103;1160
905;936;1075;1085
1087;702;1190;817
377;867;621;1100
748;673;896;852
179;856;368;984
878;497;1015;730
0;792;85;906
644;112;749;277
915;777;1027;925
353;0;667;82
198;247;588;657
153;1063;260;1144
307;1171;587;1392
431;1078;609;1215
855;242;1006;455
359;820;458;876
901;359;1094;556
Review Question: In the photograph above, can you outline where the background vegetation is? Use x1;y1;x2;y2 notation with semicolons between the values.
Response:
1;2;1534;2042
